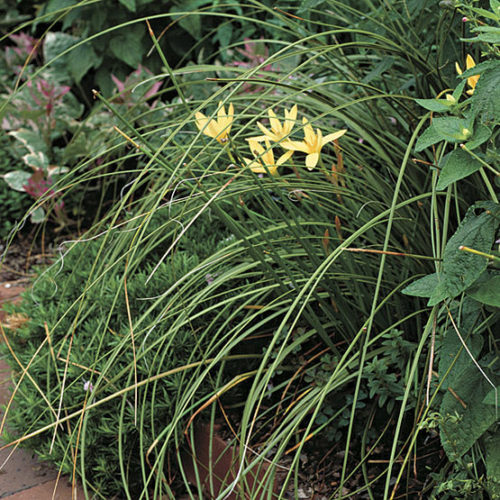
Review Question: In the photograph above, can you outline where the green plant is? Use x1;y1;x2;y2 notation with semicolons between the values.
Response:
1;210;235;498
1;1;498;499
400;1;500;497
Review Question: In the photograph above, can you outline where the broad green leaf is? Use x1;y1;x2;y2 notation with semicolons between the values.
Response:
109;26;144;67
471;65;500;122
452;79;467;101
30;206;46;224
432;117;473;143
179;15;201;40
67;43;100;83
401;273;440;297
414;123;442;152
43;32;77;80
48;166;69;177
415;98;452;113
438;299;483;391
8;129;48;155
460;60;498;78
118;0;136;11
436;149;482;190
484;432;500;499
428;202;500;305
469;7;500;21
428;279;449;306
440;364;498;461
2;170;31;192
462;32;500;43
215;23;233;48
43;0;76;13
464;123;492;150
467;273;500;307
483;387;500;406
22;152;49;170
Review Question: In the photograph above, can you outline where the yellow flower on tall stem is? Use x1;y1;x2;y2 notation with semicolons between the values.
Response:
243;138;293;175
455;54;480;95
283;117;347;170
195;101;234;143
250;104;298;143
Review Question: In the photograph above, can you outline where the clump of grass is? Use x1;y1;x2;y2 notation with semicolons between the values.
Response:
2;1;498;499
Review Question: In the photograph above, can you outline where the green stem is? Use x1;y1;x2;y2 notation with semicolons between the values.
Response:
479;167;499;203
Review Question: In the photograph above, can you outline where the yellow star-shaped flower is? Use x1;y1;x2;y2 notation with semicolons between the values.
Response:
243;138;293;176
250;104;298;144
283;118;347;170
455;54;480;96
195;101;234;144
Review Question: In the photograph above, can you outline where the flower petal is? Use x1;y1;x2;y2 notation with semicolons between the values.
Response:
276;149;294;166
195;113;220;139
282;140;310;154
322;129;347;146
256;121;274;140
284;104;298;135
465;54;476;70
262;137;275;165
217;101;225;121
248;138;264;156
288;104;298;122
247;135;267;142
268;109;281;134
195;112;209;131
302;117;315;145
226;103;234;134
305;152;319;170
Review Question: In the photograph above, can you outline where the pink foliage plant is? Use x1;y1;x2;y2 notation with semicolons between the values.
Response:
231;38;277;94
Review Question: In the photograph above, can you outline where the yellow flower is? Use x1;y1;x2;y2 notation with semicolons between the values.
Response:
283;117;347;170
455;54;480;95
195;101;234;143
251;104;298;143
243;138;293;175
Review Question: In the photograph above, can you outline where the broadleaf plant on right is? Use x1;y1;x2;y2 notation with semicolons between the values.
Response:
405;1;499;496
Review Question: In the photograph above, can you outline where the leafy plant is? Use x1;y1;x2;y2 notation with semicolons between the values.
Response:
1;1;498;499
401;1;500;497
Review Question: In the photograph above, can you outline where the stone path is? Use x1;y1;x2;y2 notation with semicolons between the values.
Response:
0;281;84;499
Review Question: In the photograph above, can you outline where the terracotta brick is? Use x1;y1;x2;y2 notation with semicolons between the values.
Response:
2;478;85;499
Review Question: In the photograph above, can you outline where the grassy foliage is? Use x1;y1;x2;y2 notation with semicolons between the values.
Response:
1;0;498;499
